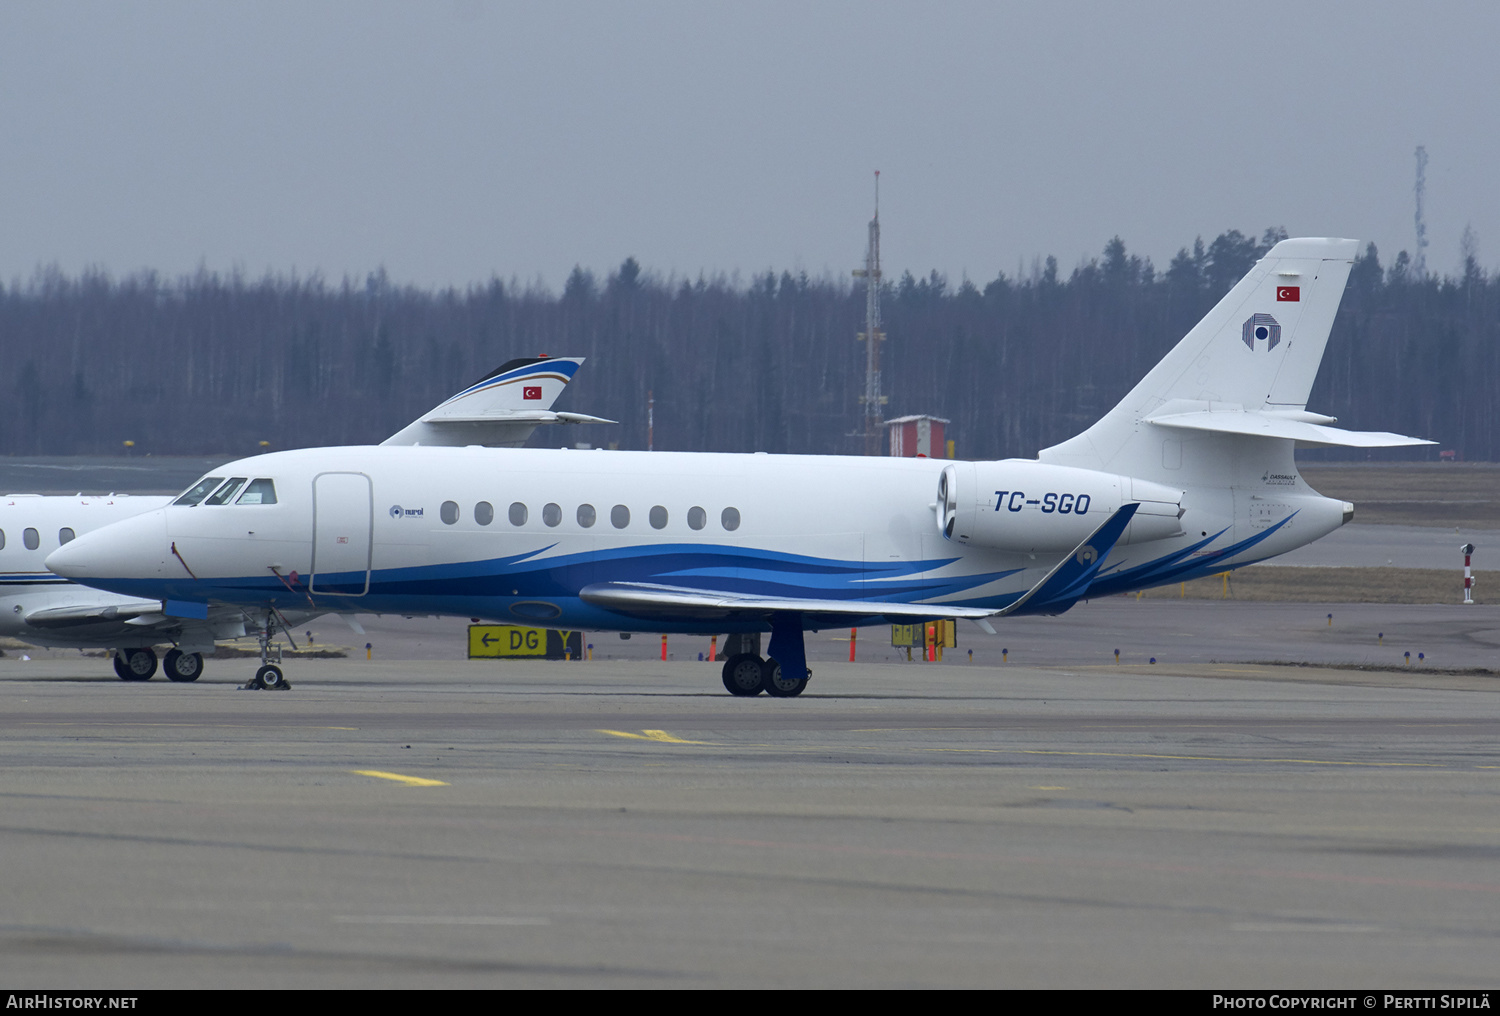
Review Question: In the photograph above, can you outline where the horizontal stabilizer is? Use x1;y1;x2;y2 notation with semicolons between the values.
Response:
579;582;996;624
1146;407;1433;448
419;411;616;427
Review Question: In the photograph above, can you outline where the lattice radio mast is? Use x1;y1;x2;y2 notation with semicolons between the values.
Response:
853;171;887;455
1414;145;1430;278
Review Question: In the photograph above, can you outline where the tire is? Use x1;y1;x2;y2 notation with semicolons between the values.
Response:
254;664;286;690
116;648;157;682
164;649;203;683
720;653;765;696
762;657;808;698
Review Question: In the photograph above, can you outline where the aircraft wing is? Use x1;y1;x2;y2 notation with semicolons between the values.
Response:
21;600;166;629
580;503;1142;626
578;582;997;624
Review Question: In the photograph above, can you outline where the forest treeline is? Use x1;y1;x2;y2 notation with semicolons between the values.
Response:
2;228;1495;461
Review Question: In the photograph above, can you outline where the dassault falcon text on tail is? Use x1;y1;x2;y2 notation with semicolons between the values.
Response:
48;239;1431;694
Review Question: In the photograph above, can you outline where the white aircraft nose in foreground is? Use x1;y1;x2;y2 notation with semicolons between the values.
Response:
49;239;1430;694
5;355;606;683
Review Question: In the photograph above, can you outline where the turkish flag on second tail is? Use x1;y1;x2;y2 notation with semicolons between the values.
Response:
523;386;542;400
1276;286;1300;301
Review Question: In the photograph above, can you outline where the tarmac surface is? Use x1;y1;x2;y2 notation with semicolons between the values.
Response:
3;600;1498;988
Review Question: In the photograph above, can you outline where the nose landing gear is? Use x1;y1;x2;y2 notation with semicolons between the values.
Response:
242;611;292;691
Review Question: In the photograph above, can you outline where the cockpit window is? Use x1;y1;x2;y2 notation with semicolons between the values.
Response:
174;476;225;506
204;478;249;506
235;479;278;505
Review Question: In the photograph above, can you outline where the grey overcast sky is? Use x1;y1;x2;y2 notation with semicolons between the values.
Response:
2;1;1497;290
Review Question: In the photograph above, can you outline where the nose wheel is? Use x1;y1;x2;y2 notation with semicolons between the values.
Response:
241;611;293;691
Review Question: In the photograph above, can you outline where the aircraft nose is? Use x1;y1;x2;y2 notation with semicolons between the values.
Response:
45;509;168;581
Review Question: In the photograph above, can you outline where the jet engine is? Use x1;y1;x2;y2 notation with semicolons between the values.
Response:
937;460;1183;553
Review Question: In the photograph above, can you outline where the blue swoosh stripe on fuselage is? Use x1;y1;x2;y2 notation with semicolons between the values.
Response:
83;543;1024;617
1084;514;1297;597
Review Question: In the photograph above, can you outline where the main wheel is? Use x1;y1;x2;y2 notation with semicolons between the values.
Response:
720;653;765;696
164;649;203;683
762;657;808;698
115;648;157;681
253;664;287;690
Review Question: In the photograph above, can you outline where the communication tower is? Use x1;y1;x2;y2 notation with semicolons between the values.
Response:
1414;145;1430;278
853;172;887;455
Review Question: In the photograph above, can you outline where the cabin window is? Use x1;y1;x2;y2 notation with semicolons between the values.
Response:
204;478;249;506
687;506;706;530
441;501;460;525
649;505;668;529
611;504;630;529
475;501;494;526
721;507;741;531
24;528;40;550
174;476;225;506
577;504;597;528
236;479;278;505
59;528;75;545
542;503;562;527
0;529;6;550
509;502;528;526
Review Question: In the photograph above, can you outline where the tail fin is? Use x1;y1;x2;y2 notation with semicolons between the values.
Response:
382;356;615;448
1040;238;1429;481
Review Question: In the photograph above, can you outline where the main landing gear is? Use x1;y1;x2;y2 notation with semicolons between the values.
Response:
113;647;157;682
112;647;204;682
717;623;810;698
243;610;292;691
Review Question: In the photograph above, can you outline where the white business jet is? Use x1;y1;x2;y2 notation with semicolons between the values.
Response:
48;240;1431;695
4;355;607;682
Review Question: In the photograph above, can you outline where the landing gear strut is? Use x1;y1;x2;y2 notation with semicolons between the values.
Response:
243;610;292;691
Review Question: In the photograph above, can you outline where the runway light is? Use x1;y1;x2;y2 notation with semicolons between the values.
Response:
1327;613;1333;627
1114;648;1120;663
365;642;372;660
1378;632;1384;645
1002;648;1008;663
1150;657;1157;664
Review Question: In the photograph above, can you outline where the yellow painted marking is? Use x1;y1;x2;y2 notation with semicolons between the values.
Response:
598;729;709;744
352;770;449;786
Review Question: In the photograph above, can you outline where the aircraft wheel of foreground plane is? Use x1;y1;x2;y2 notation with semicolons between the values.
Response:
163;649;204;683
252;664;289;691
760;657;808;698
721;653;767;696
114;648;157;682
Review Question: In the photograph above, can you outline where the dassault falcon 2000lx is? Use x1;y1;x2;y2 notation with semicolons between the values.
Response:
5;355;608;682
49;239;1431;695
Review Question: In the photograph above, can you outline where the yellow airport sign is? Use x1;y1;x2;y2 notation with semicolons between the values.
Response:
468;625;582;659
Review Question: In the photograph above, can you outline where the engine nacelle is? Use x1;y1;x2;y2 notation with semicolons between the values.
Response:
936;460;1183;553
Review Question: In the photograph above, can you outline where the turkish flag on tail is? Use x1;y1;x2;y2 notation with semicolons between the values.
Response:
1276;286;1300;301
523;386;542;400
